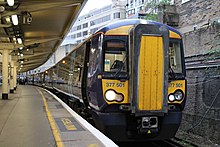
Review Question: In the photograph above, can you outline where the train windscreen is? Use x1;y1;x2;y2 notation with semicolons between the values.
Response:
104;40;127;72
169;40;183;74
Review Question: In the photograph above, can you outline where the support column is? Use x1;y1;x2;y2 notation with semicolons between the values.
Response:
10;61;14;93
14;65;17;90
2;49;9;100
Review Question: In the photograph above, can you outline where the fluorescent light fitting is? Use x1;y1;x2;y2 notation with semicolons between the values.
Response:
5;17;11;23
11;15;18;25
17;38;22;44
7;0;14;6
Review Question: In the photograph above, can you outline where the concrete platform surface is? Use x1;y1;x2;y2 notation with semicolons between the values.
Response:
0;85;118;147
0;86;55;147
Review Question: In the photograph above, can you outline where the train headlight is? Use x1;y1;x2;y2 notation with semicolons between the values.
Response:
168;90;184;102
168;94;175;102
174;91;184;101
105;90;124;102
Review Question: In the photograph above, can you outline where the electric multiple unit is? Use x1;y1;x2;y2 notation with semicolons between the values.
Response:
31;19;186;141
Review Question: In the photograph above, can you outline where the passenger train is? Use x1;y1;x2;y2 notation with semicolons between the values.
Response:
29;19;186;141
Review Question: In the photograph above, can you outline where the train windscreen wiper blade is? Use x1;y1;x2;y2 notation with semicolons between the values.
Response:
169;66;176;79
114;56;126;78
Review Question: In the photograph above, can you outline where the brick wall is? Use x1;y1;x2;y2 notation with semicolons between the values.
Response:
175;0;220;28
176;68;220;145
174;0;220;145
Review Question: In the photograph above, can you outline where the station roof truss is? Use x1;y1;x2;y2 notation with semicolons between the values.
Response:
0;0;86;72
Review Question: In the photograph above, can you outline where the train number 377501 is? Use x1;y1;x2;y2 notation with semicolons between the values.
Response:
106;82;125;87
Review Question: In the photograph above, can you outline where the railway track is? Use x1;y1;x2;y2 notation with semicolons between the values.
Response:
156;139;185;147
171;137;198;147
117;140;182;147
117;138;198;147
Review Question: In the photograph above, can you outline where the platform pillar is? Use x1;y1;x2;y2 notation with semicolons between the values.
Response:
2;49;9;100
10;61;14;93
13;65;17;90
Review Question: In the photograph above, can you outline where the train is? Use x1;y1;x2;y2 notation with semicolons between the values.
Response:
29;19;186;141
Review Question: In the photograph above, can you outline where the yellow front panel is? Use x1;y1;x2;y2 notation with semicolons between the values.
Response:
102;79;129;104
105;25;133;36
138;36;163;111
169;30;181;39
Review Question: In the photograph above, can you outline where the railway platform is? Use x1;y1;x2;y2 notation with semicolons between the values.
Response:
0;85;117;147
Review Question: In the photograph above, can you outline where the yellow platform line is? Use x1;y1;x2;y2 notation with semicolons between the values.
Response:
37;88;64;147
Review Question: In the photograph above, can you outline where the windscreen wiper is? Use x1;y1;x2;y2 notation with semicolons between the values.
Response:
169;66;176;79
114;56;127;79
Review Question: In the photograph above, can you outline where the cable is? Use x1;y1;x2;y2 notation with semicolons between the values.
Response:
187;75;220;85
187;78;217;85
187;88;220;132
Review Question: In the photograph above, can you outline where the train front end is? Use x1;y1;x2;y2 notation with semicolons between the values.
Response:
91;21;186;141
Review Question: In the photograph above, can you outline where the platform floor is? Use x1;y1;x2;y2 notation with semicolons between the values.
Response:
0;85;116;147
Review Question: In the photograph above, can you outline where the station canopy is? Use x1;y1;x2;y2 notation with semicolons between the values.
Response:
0;0;86;72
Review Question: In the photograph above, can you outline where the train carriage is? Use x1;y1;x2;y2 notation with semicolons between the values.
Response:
36;19;186;141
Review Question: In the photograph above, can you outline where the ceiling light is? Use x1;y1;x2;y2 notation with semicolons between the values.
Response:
0;6;5;12
21;61;24;63
20;53;23;57
11;14;18;25
17;38;22;44
5;17;11;23
19;47;23;50
13;37;16;42
7;0;14;6
21;65;23;67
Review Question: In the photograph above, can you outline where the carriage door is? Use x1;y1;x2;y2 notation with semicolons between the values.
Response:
82;41;91;107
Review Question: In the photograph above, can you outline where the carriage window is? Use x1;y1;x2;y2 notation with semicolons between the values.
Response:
169;41;182;73
104;41;127;72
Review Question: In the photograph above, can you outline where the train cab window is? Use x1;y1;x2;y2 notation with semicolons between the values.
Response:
169;41;183;73
104;40;127;72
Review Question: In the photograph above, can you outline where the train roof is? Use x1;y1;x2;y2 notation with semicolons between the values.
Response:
96;19;181;37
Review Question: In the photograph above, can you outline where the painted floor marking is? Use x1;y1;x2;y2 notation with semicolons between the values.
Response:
62;118;77;131
37;88;64;147
54;117;85;132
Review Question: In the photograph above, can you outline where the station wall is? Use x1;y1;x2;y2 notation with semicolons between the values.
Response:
174;0;220;145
